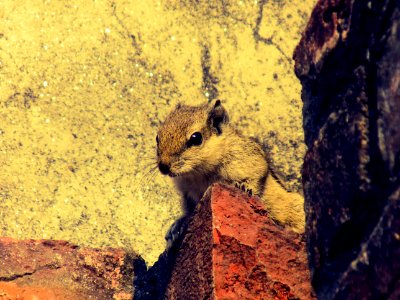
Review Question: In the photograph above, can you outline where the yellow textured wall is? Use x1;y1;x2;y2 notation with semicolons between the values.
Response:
0;0;316;265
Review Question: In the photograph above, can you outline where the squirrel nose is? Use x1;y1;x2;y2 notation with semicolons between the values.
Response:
158;162;170;175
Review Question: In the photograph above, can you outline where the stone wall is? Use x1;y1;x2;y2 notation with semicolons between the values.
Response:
0;0;315;265
294;0;400;298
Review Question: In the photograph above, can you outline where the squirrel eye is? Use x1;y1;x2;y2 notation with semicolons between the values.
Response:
187;132;202;147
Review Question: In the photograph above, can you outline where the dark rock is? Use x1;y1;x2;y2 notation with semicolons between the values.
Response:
133;242;183;300
294;0;400;298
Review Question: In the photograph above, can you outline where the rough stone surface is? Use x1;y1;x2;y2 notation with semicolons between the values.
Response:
0;0;315;265
294;0;400;298
0;237;137;299
164;184;315;300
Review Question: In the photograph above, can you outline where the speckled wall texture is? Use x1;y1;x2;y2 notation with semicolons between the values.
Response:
0;0;315;265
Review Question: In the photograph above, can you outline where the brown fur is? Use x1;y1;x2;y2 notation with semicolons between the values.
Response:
157;100;305;233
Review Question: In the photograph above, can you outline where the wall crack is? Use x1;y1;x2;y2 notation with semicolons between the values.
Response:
253;0;291;62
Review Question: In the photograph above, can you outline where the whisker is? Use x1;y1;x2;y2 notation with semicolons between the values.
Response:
131;162;159;202
140;157;157;163
141;162;157;171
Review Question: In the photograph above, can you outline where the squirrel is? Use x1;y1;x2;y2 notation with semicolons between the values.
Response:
156;100;305;245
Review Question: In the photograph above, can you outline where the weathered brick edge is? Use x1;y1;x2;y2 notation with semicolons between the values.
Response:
165;184;315;300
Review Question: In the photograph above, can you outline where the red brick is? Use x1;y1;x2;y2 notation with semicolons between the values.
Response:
0;237;136;300
166;184;315;299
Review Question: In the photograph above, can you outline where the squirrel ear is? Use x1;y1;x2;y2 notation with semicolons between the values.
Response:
208;99;229;134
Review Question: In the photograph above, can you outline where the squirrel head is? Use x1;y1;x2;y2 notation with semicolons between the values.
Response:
156;100;229;177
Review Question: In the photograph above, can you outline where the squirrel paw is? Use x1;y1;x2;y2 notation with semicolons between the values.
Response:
234;182;253;196
165;215;189;249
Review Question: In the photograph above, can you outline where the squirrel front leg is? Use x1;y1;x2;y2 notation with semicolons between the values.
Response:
165;193;195;248
233;181;255;196
222;158;268;198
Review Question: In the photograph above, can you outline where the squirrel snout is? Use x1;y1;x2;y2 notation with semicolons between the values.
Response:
158;162;170;175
